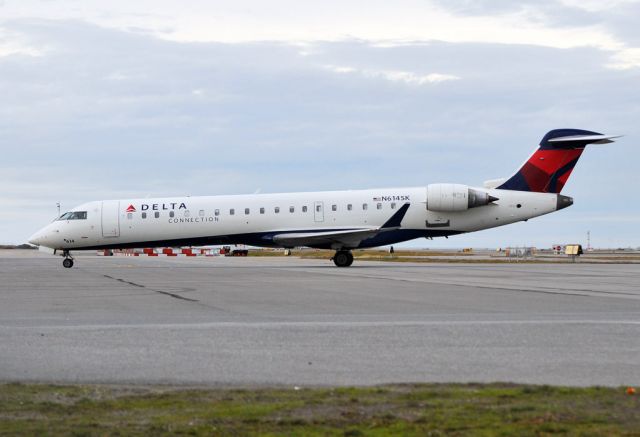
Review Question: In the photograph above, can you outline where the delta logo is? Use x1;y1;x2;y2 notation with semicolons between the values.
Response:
124;202;188;213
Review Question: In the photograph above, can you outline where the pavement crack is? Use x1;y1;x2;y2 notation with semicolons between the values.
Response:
103;275;143;288
150;289;199;302
102;275;199;302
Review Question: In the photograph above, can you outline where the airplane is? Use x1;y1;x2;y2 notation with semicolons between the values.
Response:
29;129;619;268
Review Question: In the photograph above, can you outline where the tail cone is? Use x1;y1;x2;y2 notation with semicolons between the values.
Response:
556;194;573;210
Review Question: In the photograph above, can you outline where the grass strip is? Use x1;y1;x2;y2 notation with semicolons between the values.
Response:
1;383;639;436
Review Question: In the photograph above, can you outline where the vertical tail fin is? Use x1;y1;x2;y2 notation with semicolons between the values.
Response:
497;129;620;193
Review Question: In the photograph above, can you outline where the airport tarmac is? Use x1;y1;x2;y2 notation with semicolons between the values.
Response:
1;249;639;387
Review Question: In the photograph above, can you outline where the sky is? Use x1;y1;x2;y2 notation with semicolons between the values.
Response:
1;0;638;248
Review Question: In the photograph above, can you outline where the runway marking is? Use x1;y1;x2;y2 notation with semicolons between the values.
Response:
3;319;640;330
290;270;639;299
102;274;199;302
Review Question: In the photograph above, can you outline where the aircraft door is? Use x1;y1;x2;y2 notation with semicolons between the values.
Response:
101;200;120;237
314;201;324;222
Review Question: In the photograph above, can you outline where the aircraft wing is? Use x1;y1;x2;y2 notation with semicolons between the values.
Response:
272;227;380;248
271;203;410;249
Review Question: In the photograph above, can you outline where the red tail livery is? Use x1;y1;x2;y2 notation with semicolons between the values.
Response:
498;129;619;193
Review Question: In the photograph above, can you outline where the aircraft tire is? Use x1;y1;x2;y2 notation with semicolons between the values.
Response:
345;251;354;266
63;258;74;269
333;251;353;267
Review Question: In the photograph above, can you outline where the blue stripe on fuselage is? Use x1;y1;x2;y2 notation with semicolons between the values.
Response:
67;228;462;251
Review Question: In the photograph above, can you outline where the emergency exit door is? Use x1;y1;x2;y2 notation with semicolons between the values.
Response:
314;201;324;222
101;200;120;237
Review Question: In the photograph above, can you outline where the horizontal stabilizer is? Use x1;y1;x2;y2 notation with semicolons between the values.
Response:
483;178;507;189
549;134;622;145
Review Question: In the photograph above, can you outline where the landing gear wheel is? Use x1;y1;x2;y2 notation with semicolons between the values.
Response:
333;250;354;267
62;250;74;268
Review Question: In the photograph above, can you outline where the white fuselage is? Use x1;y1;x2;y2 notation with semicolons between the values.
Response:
29;186;561;251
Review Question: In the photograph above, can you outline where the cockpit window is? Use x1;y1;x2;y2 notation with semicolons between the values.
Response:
58;211;87;220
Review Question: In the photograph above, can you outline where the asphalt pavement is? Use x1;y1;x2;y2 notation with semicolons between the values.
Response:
1;250;639;386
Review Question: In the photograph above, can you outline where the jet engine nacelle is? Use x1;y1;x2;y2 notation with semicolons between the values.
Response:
426;183;497;212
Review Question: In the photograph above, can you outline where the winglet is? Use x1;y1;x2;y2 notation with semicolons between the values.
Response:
381;203;410;229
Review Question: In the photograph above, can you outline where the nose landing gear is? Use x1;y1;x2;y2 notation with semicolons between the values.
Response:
62;250;74;268
332;250;354;267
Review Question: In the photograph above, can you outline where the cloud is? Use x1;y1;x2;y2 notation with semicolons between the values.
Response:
560;0;639;13
370;71;460;85
2;0;640;69
324;65;357;74
324;64;460;85
430;0;640;69
609;47;640;70
0;25;42;57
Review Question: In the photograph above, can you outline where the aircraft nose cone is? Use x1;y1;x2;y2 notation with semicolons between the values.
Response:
28;229;46;246
28;233;41;246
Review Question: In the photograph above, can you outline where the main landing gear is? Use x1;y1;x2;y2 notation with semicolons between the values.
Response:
332;250;354;267
62;250;74;269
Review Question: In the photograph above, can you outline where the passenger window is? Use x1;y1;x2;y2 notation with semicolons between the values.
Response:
142;212;147;219
154;211;160;218
377;203;382;210
184;210;190;217
245;208;250;215
332;205;337;211
302;206;307;213
214;209;220;216
127;213;132;220
289;206;294;213
169;211;175;218
230;209;235;215
363;203;368;210
391;202;396;209
275;207;280;213
260;207;265;214
199;210;205;217
347;204;352;211
316;205;321;212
